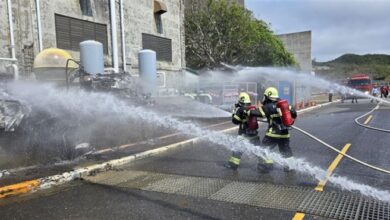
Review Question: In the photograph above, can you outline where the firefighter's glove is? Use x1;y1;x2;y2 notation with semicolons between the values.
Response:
290;108;297;119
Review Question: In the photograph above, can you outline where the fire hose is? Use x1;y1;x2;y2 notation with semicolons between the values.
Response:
292;125;390;174
354;102;390;133
256;101;390;174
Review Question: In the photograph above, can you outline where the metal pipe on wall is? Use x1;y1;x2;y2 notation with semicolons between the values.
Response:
7;0;16;60
0;0;19;79
110;0;119;73
120;0;126;72
35;0;43;52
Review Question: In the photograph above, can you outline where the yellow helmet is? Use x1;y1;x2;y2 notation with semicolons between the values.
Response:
264;87;279;100
238;92;251;104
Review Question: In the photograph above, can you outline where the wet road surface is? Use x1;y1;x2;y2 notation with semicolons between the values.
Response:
0;100;389;220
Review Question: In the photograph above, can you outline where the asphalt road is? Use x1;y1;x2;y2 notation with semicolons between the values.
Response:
0;99;389;220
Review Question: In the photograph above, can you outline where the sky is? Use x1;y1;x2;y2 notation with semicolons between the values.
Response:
245;0;390;62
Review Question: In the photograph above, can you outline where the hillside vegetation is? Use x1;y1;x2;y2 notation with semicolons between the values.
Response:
313;54;390;81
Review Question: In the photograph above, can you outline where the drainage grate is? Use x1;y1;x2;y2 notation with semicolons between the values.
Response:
176;178;230;198
298;191;390;220
210;182;310;211
85;170;311;211
84;170;389;219
358;199;390;220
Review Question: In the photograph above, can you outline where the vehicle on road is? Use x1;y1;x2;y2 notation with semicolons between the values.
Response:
345;74;373;98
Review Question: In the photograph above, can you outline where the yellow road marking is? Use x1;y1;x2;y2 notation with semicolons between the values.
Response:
315;143;351;192
0;180;40;199
294;143;352;219
363;115;373;125
292;212;305;220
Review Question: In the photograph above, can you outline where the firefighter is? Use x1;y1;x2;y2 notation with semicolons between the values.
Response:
371;86;379;103
247;87;297;172
224;92;260;170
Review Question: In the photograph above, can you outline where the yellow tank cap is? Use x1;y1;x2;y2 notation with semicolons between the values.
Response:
33;48;78;69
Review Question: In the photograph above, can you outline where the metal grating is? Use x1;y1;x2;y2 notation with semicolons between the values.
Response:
358;199;390;220
55;14;108;54
118;172;169;189
298;191;390;220
209;182;311;211
142;176;198;194
142;33;172;62
249;184;311;211
84;170;390;219
209;182;259;205
175;178;230;198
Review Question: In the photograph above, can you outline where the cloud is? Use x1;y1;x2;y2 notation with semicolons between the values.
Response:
246;0;390;61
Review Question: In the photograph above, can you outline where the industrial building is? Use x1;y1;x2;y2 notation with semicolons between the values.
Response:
0;0;185;87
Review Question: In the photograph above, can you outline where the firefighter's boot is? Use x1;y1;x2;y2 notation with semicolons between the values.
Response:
257;158;274;173
283;157;295;172
224;151;242;170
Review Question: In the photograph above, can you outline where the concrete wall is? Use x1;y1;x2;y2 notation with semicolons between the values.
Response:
126;0;185;87
277;31;312;105
0;0;185;87
0;0;36;74
38;0;111;61
277;31;312;73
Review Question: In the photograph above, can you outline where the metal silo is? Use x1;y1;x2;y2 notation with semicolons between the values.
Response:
80;40;104;75
138;49;157;95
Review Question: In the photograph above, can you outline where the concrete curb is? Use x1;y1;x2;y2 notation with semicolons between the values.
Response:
0;127;238;199
297;100;340;114
0;100;338;199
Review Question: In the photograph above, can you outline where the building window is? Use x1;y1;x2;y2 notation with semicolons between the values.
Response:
142;33;172;62
79;0;93;16
55;14;108;54
155;14;163;34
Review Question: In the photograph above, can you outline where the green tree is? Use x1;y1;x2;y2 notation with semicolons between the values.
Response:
185;0;295;69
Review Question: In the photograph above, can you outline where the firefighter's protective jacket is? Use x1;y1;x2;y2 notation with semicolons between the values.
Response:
232;104;257;136
249;100;297;139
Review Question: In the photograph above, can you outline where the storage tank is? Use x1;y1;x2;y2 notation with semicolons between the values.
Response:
80;40;104;75
33;48;77;83
138;49;157;95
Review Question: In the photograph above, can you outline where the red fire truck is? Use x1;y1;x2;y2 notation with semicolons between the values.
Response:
346;74;372;95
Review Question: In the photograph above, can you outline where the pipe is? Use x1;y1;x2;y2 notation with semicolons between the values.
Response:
110;0;119;73
35;0;43;52
1;0;19;80
119;0;126;72
179;0;183;69
7;0;16;60
0;58;17;62
11;64;18;80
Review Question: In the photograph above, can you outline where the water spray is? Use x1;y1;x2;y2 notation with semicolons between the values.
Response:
5;82;390;202
218;64;390;106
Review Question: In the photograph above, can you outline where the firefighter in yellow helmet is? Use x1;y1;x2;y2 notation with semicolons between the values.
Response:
224;92;260;170
247;87;297;172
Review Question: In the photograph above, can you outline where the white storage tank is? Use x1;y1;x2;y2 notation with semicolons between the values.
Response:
138;49;157;95
80;40;104;75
